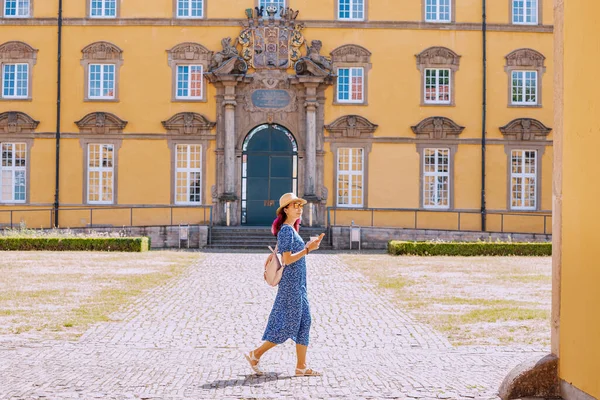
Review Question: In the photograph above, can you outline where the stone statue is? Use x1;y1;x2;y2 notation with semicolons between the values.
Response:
305;40;332;71
210;37;239;70
238;29;253;62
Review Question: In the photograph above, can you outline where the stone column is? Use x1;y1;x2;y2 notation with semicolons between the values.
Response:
304;84;319;196
223;82;237;195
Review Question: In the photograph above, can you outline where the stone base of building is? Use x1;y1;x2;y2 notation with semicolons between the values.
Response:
330;226;552;250
25;225;210;249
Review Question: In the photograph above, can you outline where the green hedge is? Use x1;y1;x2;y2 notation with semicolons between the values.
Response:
0;237;150;252
387;240;552;256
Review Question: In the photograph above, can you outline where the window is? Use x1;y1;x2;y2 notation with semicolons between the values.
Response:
505;49;545;107
424;68;450;104
1;143;26;203
511;70;537;105
512;0;538;24
511;150;537;210
176;65;203;100
90;0;116;18
175;144;202;204
81;42;123;102
337;148;363;207
425;0;451;22
3;0;30;17
87;144;114;204
331;45;372;106
88;64;115;100
176;0;203;18
337;67;364;104
416;47;460;106
259;0;285;18
423;148;450;209
2;63;28;99
338;0;364;20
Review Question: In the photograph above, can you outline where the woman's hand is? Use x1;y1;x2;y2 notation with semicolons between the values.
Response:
306;233;325;252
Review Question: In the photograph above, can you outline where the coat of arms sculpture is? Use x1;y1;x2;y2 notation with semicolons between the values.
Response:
239;5;305;69
209;7;333;76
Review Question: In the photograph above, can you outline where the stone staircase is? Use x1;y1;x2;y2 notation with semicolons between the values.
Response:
208;226;332;250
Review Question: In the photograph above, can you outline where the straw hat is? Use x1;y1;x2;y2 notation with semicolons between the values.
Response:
276;192;307;215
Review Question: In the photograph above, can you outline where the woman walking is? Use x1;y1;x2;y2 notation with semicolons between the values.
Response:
245;192;324;377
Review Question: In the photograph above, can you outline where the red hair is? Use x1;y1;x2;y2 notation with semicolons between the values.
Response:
271;208;301;236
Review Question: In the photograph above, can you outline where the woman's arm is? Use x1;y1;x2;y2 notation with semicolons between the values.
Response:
281;247;309;265
281;234;323;265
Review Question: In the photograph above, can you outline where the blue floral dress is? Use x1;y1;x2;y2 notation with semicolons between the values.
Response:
262;224;311;346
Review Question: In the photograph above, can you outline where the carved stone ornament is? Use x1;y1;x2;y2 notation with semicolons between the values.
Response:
416;46;461;69
168;42;212;63
330;44;372;64
209;37;241;71
75;112;128;134
208;55;248;75
0;111;39;134
325;115;378;139
81;41;123;61
243;70;298;112
0;41;38;61
161;112;216;135
411;117;465;139
505;48;546;69
236;7;305;70
500;118;552;141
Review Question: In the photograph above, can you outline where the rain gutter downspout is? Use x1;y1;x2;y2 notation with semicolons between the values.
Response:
53;0;63;227
481;0;487;232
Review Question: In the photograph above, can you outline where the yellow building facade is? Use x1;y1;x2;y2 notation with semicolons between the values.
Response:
0;0;553;232
553;0;600;398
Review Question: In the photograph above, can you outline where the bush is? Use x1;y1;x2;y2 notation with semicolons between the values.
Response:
0;237;150;252
387;240;551;256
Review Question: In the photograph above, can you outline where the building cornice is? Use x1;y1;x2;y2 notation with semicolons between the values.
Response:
0;18;553;33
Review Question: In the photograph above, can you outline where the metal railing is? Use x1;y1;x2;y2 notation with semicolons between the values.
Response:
0;205;213;229
326;207;552;235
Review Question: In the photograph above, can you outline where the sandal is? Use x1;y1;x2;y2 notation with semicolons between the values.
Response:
295;367;322;377
244;351;264;375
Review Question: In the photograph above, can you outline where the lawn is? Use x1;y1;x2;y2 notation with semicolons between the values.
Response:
0;251;200;342
340;254;551;347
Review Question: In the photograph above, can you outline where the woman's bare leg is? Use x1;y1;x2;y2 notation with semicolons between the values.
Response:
249;341;277;366
295;343;308;369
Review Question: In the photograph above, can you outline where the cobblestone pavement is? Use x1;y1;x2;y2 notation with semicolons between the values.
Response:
0;252;548;400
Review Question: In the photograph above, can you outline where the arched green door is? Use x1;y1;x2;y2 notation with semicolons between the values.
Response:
242;124;298;226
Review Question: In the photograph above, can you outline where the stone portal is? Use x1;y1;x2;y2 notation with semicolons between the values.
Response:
206;7;333;226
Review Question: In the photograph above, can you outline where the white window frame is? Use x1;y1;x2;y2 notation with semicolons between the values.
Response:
423;148;450;209
511;70;538;106
425;0;451;22
87;144;114;205
336;67;364;104
3;0;30;17
176;65;203;100
0;142;26;204
88;64;115;100
258;0;286;18
176;0;204;19
424;68;451;105
338;0;365;21
2;63;28;99
89;0;117;18
336;148;364;207
511;149;537;210
512;0;538;25
175;144;202;205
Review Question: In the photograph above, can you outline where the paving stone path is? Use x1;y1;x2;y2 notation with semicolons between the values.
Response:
0;252;548;399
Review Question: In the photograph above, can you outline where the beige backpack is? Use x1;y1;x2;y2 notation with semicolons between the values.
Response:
264;245;285;286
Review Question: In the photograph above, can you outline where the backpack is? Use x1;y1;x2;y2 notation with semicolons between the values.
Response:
264;244;285;286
